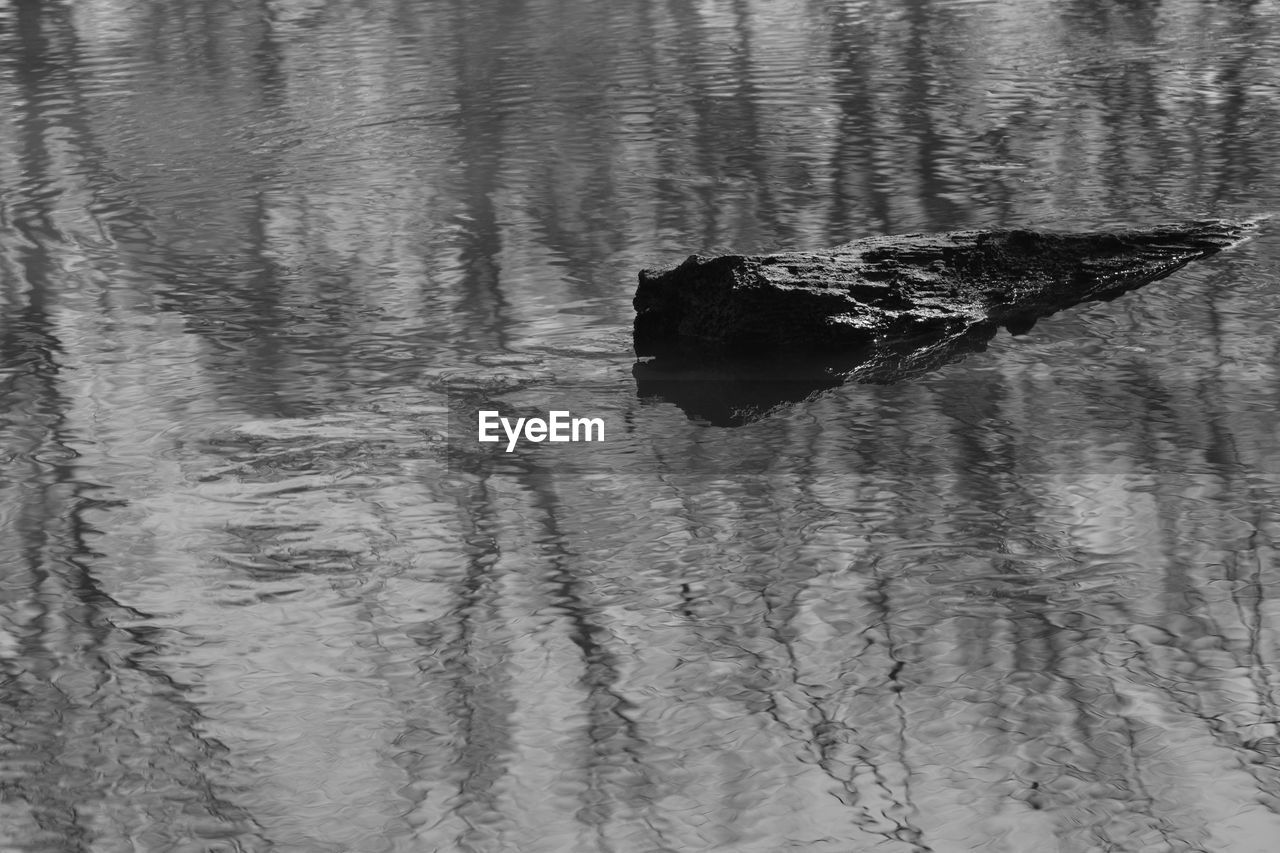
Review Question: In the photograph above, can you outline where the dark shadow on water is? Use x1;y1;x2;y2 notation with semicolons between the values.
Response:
633;323;1002;426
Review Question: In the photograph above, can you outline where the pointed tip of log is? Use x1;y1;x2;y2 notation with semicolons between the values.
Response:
1163;215;1267;249
1184;214;1270;248
1240;212;1275;232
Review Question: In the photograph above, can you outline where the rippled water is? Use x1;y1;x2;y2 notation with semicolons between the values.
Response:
4;1;1280;851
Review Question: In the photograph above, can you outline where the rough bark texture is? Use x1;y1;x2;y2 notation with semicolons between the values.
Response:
634;219;1261;354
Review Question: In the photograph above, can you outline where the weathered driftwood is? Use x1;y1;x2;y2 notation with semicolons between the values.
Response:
633;219;1261;354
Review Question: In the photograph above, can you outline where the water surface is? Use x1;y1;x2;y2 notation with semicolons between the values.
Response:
3;1;1280;850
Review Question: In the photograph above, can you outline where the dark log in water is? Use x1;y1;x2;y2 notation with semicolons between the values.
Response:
633;218;1266;424
633;218;1262;354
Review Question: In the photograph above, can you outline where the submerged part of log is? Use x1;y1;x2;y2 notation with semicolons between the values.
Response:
633;218;1263;354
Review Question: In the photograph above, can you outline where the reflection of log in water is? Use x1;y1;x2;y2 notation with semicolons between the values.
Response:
633;328;996;426
634;218;1264;425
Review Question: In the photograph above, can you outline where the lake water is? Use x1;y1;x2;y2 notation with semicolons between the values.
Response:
4;1;1280;851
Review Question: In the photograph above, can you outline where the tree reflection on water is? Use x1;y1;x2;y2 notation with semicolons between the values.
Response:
2;0;1280;850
